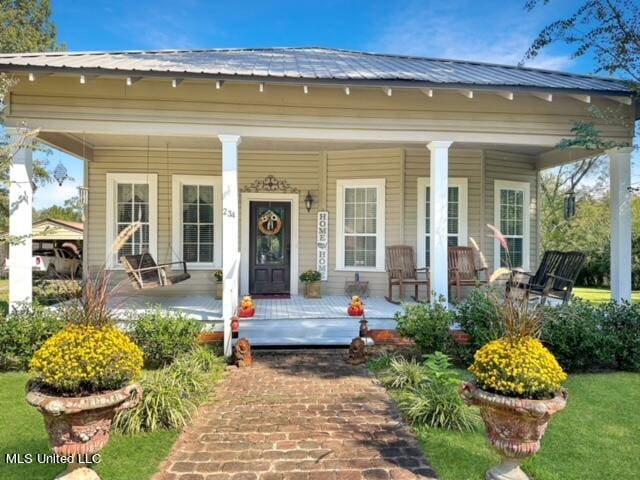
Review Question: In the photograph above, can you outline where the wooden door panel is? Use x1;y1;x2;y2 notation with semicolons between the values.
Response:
249;201;291;295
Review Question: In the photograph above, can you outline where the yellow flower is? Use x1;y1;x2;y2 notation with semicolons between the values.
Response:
468;337;567;399
29;324;143;394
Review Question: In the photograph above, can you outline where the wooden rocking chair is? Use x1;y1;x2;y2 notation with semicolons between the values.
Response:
121;253;191;290
385;245;430;304
508;250;586;304
448;246;488;301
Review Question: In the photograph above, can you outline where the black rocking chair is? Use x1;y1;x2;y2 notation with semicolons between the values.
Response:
508;251;586;304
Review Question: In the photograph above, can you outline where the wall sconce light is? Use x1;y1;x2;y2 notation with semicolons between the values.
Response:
304;191;314;212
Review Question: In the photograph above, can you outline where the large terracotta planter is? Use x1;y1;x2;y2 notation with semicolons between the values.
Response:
27;383;142;479
460;382;567;480
303;281;321;298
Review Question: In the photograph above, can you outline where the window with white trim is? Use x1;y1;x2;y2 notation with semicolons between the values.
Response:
171;176;222;268
417;178;468;268
494;180;530;270
106;173;158;268
336;179;385;271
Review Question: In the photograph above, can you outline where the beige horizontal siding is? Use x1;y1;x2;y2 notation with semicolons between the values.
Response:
9;76;634;145
87;144;539;299
325;148;403;296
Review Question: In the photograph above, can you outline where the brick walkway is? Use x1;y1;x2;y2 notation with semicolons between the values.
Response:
154;350;437;480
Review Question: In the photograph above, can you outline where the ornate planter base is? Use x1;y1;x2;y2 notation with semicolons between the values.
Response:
27;383;142;480
486;458;529;480
460;383;567;480
55;464;100;480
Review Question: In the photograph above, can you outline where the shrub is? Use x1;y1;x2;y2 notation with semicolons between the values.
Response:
129;309;202;368
454;287;504;351
299;270;321;282
395;353;481;432
213;270;223;282
379;357;426;390
469;337;567;399
0;305;65;371
30;324;143;394
542;299;616;372
114;346;225;434
601;301;640;371
395;300;453;354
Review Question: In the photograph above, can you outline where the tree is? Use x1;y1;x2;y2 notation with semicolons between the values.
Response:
34;196;82;223
525;0;640;91
527;0;639;287
0;0;64;53
1;1;64;234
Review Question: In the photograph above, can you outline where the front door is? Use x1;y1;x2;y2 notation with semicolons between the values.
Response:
249;201;291;295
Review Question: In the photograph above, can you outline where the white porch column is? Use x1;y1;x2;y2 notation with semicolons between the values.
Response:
7;129;34;310
219;134;241;357
427;141;453;304
608;146;633;302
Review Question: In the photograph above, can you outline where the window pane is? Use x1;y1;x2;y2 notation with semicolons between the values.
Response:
345;188;356;202
118;203;132;223
183;225;198;243
183;205;198;223
200;225;213;243
199;186;213;204
137;204;149;223
184;244;197;262
117;184;132;203
183;185;197;203
134;184;149;203
199;244;213;262
199;205;213;223
366;188;377;203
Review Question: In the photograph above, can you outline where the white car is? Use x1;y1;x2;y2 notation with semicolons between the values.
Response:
31;247;82;278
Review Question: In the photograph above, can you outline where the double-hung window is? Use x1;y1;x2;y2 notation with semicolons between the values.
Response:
494;180;530;270
106;173;158;268
171;175;221;269
336;179;385;271
417;177;468;268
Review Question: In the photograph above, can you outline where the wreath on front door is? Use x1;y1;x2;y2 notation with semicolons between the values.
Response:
258;210;283;236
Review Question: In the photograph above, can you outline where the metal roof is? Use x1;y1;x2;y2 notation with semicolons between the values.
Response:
0;47;632;94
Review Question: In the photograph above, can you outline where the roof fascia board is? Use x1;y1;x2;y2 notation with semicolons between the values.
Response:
0;65;633;97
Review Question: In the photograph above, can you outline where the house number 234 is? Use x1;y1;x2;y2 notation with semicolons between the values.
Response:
223;208;236;218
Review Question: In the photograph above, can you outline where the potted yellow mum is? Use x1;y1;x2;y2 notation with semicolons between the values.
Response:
27;225;144;480
459;226;568;480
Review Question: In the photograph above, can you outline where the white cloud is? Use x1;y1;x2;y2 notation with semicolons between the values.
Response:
369;1;572;71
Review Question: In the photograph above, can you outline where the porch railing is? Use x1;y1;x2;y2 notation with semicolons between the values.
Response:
222;251;241;357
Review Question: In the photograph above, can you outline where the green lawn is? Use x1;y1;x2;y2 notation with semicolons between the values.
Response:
0;372;178;480
573;287;640;303
416;372;640;480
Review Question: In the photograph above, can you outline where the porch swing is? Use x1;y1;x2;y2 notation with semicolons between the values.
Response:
120;139;191;290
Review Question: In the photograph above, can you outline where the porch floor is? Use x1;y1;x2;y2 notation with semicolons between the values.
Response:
110;294;408;346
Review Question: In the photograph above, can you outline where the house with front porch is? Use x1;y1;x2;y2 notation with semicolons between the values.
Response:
0;47;636;355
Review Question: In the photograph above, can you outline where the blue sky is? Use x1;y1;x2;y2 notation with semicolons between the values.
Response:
34;0;638;208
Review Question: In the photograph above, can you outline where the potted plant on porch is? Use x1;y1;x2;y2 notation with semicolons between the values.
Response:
299;269;322;298
213;269;223;300
459;225;568;480
26;226;144;480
